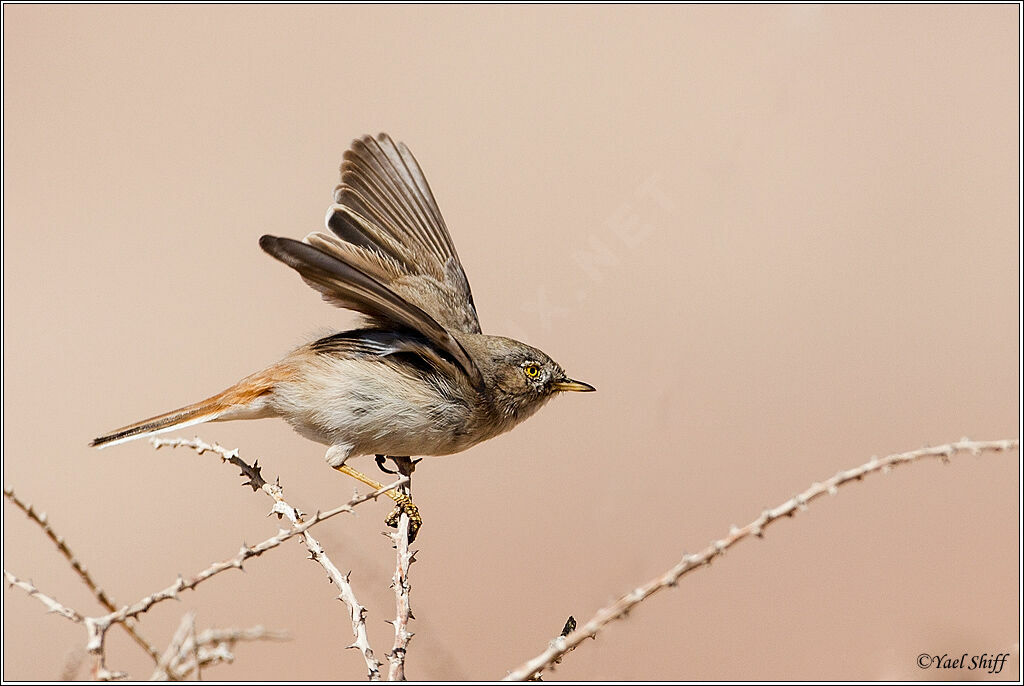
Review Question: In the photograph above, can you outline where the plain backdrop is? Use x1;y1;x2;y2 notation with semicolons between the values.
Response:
3;5;1019;681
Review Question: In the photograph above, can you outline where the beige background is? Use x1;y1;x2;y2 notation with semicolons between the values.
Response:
2;5;1019;681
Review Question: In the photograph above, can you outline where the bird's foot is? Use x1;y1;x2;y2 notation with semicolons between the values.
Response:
385;493;422;543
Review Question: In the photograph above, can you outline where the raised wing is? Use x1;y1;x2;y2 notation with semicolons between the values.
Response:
259;235;484;390
322;133;481;334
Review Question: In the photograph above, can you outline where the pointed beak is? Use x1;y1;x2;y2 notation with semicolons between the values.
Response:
552;378;596;393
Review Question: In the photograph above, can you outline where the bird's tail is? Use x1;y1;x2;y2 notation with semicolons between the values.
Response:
90;365;291;449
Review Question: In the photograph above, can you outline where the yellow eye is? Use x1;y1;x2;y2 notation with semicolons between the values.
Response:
523;364;541;378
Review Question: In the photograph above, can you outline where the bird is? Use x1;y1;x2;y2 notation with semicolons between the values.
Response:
91;133;594;538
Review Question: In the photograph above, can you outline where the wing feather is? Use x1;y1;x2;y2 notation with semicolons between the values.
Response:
324;133;481;333
259;235;484;389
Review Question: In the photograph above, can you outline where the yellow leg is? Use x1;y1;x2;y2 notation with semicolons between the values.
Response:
334;463;422;541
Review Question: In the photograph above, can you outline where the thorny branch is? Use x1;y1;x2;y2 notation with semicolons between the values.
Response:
3;570;84;624
6;436;1014;680
147;613;290;681
503;437;1020;681
386;457;417;681
162;624;291;680
3;488;161;662
150;435;385;680
6;474;405;680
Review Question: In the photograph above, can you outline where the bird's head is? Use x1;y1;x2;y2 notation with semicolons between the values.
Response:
472;335;595;419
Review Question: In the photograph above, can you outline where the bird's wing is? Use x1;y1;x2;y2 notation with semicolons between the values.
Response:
320;133;482;334
307;328;465;380
259;235;484;390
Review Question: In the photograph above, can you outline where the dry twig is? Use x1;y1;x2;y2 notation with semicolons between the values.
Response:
151;610;197;681
150;435;384;679
503;438;1019;680
152;620;290;680
3;487;161;662
3;570;84;624
168;624;290;679
386;457;417;681
6;476;403;680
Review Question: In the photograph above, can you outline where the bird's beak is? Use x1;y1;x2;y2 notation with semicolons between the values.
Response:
552;378;596;393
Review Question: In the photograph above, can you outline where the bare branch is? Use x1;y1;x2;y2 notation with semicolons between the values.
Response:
151;435;384;680
12;475;404;679
151;610;197;681
309;528;383;680
386;457;417;682
89;476;405;635
150;435;240;462
3;569;84;623
193;624;291;646
164;624;291;680
503;437;1019;680
3;487;162;662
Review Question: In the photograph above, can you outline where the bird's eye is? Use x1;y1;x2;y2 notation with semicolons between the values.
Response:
523;363;541;378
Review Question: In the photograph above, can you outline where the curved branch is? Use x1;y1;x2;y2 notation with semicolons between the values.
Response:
150;436;384;680
504;438;1018;680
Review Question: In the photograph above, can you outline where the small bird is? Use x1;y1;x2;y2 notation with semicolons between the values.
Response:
92;133;594;536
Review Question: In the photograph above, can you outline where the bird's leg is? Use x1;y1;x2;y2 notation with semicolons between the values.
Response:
333;459;421;542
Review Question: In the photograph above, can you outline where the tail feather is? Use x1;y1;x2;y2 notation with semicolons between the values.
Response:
90;397;229;449
90;364;291;449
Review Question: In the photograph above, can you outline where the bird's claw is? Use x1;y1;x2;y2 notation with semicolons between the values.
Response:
385;493;421;542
